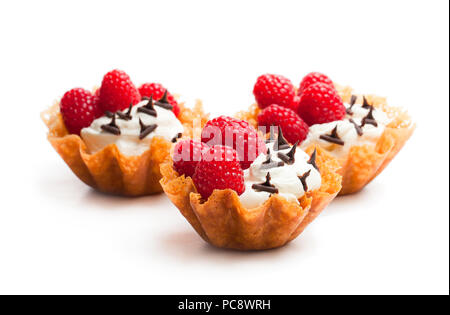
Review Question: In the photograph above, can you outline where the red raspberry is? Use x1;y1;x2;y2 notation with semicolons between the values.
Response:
298;72;334;96
297;83;346;126
253;74;296;110
258;104;309;144
201;116;267;170
193;145;245;200
98;69;141;113
60;88;102;135
173;140;209;178
292;95;301;112
138;83;180;117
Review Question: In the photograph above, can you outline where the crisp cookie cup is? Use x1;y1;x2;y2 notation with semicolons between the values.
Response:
42;99;208;196
236;84;415;195
160;146;341;250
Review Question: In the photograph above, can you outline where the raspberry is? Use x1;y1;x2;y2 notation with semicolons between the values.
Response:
173;140;209;178
98;69;141;113
258;104;309;144
138;83;180;117
60;88;102;135
298;72;334;96
201;116;266;170
192;145;245;200
292;95;301;112
253;74;296;110
297;83;346;126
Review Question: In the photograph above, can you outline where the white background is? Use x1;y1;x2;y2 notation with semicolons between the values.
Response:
0;0;448;295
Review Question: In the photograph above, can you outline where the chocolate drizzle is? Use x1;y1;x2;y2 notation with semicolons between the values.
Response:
274;126;291;151
101;114;121;135
349;118;363;136
307;148;319;171
117;104;133;121
171;132;183;143
298;170;311;192
252;173;279;194
260;149;285;170
265;126;277;144
346;95;358;115
104;110;114;118
277;141;298;165
361;105;378;127
262;149;272;164
362;96;371;109
139;118;157;140
154;90;174;110
319;125;345;146
138;96;157;117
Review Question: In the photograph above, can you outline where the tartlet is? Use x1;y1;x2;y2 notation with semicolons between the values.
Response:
160;145;341;250
42;99;208;196
237;84;414;195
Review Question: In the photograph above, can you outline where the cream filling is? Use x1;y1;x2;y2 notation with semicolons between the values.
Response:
81;100;183;156
301;102;390;158
239;143;321;209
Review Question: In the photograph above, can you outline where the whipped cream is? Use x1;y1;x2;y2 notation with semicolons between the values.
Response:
301;99;390;158
239;142;322;209
81;100;184;156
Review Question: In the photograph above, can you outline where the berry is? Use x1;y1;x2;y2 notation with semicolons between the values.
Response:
173;140;209;178
60;88;102;135
138;83;180;117
298;72;334;96
292;95;301;111
192;145;245;200
297;83;346;126
201;116;266;170
258;104;309;144
98;69;141;113
253;74;296;110
138;83;177;106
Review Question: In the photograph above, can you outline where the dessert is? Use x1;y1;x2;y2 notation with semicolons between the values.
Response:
160;116;341;250
41;69;208;196
237;72;414;195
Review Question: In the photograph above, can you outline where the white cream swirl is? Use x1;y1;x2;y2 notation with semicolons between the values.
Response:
81;100;183;156
301;100;390;158
239;142;322;209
